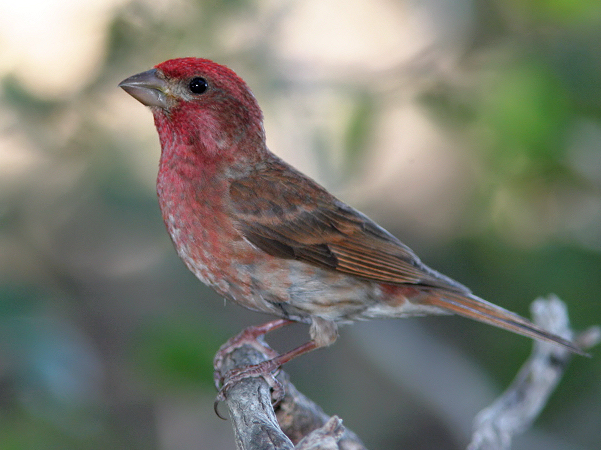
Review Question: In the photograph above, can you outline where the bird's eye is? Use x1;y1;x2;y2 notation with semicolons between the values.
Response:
189;77;208;94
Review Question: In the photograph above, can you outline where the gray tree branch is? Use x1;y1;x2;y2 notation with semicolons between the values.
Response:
215;339;367;450
468;295;600;450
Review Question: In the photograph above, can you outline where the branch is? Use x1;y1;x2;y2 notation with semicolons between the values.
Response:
214;296;598;450
468;295;600;450
214;340;367;450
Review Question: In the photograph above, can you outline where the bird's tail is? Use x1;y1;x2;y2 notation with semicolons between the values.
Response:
422;290;588;356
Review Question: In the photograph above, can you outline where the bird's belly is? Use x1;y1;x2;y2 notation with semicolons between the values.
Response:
232;258;383;322
235;257;453;323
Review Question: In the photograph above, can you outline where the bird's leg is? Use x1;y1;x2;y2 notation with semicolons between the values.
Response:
213;318;294;389
215;339;320;413
214;317;335;416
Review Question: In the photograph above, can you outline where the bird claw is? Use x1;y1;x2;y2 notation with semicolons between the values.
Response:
212;319;296;418
213;359;285;419
213;319;292;389
213;338;277;390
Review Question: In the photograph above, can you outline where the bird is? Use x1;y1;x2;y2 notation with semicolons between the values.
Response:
119;57;585;391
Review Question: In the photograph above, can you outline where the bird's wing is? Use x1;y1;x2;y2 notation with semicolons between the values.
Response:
229;160;467;292
229;159;588;356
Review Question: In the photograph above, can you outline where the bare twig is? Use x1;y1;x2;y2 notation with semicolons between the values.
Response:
468;295;600;450
215;341;367;450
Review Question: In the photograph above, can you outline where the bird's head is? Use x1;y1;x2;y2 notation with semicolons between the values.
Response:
120;58;266;161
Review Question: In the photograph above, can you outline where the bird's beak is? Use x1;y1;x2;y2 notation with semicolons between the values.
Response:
119;68;170;109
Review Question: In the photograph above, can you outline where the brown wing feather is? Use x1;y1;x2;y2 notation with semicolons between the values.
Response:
229;159;587;356
229;159;467;292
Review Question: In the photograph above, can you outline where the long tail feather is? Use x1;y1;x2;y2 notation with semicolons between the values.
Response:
422;291;588;356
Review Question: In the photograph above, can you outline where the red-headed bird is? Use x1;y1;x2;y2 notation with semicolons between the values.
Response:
119;58;585;384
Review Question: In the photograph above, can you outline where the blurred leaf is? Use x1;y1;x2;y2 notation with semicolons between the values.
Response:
343;90;375;175
419;83;478;127
482;62;571;171
132;320;223;389
1;77;61;116
506;0;601;24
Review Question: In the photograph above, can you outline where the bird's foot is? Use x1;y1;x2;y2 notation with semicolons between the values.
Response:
213;319;294;390
213;339;320;418
214;357;285;418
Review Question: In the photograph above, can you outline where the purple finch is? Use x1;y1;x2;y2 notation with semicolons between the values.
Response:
119;58;585;382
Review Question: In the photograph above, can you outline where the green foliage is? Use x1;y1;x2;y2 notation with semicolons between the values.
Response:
2;77;61;117
480;63;571;178
506;0;601;24
132;320;222;389
343;90;376;176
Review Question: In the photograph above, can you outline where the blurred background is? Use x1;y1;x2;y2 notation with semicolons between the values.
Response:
1;0;600;448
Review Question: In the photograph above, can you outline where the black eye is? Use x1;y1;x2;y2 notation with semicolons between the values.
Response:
189;77;208;94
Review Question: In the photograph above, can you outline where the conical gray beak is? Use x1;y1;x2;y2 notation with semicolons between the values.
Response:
119;69;170;108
